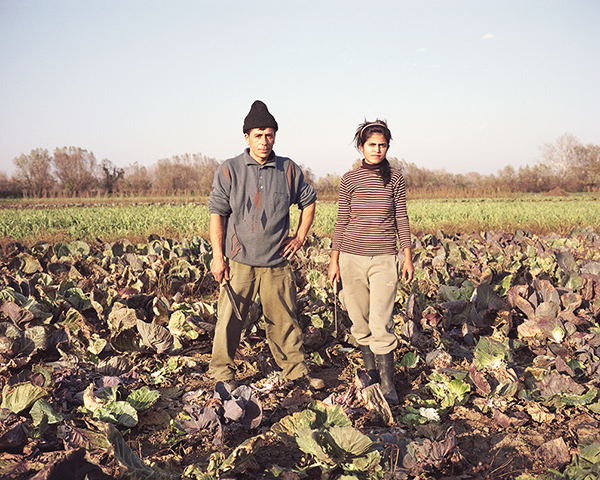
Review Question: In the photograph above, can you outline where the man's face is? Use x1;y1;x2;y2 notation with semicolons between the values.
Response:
244;128;276;164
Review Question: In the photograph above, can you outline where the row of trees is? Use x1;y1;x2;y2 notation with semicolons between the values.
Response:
2;147;220;198
6;147;124;197
1;134;599;199
398;133;599;195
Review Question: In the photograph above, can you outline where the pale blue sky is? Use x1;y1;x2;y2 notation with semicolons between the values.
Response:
1;0;598;179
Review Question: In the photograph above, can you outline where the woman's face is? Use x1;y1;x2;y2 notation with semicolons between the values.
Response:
360;133;388;165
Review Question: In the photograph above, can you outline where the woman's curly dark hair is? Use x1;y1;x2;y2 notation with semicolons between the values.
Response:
353;118;393;185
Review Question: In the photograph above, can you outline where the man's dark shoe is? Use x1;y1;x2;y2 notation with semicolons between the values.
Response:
286;374;325;391
215;379;238;391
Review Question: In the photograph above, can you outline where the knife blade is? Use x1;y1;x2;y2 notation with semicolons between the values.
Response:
223;281;244;322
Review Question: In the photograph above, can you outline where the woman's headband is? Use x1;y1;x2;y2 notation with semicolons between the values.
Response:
359;122;388;138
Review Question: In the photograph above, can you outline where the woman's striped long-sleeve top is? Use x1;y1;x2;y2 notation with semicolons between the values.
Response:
331;166;411;256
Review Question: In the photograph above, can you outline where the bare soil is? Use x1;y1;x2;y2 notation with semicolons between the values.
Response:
126;334;569;480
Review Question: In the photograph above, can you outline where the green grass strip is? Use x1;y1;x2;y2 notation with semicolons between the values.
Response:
1;196;598;245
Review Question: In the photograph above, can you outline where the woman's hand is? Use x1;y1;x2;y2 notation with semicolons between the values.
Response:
328;250;341;285
328;263;341;285
401;247;414;283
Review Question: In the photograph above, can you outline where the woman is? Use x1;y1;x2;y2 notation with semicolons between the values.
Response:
328;119;414;405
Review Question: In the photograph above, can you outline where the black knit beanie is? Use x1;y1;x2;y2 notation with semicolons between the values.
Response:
243;100;278;133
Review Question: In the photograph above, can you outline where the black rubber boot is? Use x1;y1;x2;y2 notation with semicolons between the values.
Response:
376;353;399;405
359;345;380;385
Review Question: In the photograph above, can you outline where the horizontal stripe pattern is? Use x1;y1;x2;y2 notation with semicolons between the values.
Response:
332;167;411;255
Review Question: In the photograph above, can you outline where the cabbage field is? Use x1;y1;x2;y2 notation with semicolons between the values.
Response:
1;196;600;479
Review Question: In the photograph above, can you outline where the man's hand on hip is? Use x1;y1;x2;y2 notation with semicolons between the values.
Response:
280;236;304;260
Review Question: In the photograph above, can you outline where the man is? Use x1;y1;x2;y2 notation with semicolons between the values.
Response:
208;100;323;390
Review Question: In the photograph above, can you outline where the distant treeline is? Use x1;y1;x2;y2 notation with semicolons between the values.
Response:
1;133;598;200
